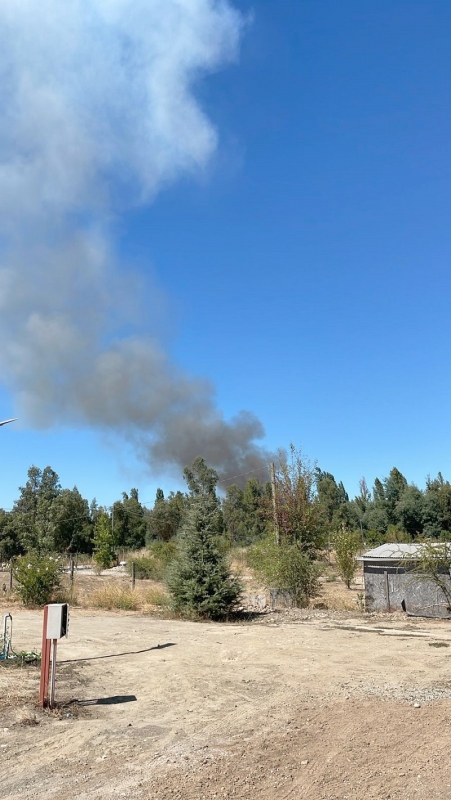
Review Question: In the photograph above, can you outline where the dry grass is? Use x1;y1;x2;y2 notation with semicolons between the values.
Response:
17;708;40;726
86;581;170;613
0;666;39;710
312;562;365;611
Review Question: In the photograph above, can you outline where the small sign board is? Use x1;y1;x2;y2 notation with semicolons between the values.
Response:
46;603;69;640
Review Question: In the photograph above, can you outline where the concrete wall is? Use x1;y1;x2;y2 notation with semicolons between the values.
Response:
364;561;451;618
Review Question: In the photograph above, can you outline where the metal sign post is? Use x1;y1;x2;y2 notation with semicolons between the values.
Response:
39;606;51;707
39;604;69;708
49;639;58;709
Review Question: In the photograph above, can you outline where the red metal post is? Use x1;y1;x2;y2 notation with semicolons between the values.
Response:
39;605;51;707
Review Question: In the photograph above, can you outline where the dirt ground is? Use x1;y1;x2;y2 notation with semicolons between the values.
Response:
2;607;451;800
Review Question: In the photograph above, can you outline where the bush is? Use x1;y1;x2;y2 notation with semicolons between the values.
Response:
13;553;62;606
126;542;177;581
148;540;177;567
248;537;321;607
126;555;162;580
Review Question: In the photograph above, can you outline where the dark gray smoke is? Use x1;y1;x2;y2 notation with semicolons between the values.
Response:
0;1;268;482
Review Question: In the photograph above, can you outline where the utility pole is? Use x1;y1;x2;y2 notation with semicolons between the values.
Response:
270;462;279;545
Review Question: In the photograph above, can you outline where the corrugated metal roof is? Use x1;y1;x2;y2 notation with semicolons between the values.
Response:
360;542;450;560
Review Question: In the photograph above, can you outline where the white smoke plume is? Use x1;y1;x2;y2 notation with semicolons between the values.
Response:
0;0;269;481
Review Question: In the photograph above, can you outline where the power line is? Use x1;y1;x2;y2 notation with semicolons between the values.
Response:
219;466;270;484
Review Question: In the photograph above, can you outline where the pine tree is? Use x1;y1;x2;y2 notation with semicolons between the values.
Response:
167;457;241;619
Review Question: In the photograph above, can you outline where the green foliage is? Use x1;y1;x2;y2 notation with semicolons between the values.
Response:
333;527;361;588
125;542;177;581
0;509;23;560
413;541;451;606
315;469;349;526
11;466;61;553
395;486;424;537
52;487;93;553
223;478;268;545
364;528;386;547
112;488;147;550
148;540;177;568
385;524;411;543
8;457;451;576
146;490;187;543
93;512;116;570
248;536;321;606
167;458;241;620
126;555;161;580
273;445;325;553
13;553;61;606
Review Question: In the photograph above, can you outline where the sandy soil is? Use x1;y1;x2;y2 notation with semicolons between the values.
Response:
2;608;451;799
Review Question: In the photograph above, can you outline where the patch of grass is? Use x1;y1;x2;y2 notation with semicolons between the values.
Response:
55;584;79;606
87;582;171;613
428;641;449;648
89;584;141;611
143;586;171;609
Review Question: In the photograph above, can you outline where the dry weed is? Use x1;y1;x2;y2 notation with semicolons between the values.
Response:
0;668;38;709
17;708;39;726
86;582;170;612
88;583;141;611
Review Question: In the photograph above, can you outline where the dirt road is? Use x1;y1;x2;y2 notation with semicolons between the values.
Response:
1;609;451;799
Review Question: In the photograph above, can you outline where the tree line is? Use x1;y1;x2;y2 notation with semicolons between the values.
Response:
2;454;451;563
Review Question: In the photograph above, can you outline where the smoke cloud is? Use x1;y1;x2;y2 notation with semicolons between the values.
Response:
0;1;269;482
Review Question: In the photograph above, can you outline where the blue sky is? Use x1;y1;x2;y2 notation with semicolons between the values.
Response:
1;1;451;509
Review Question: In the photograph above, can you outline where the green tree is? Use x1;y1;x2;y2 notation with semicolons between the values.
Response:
413;541;451;607
146;489;186;543
425;473;451;534
113;488;147;551
223;478;268;546
316;470;345;524
167;457;240;619
395;485;424;538
333;527;361;588
52;487;93;553
0;509;22;561
384;467;408;525
12;465;61;552
93;511;117;570
222;484;247;544
242;478;269;542
273;445;324;553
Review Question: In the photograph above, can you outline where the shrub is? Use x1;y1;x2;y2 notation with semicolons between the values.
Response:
247;536;321;607
13;553;62;606
126;542;177;581
148;540;177;567
126;555;163;580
